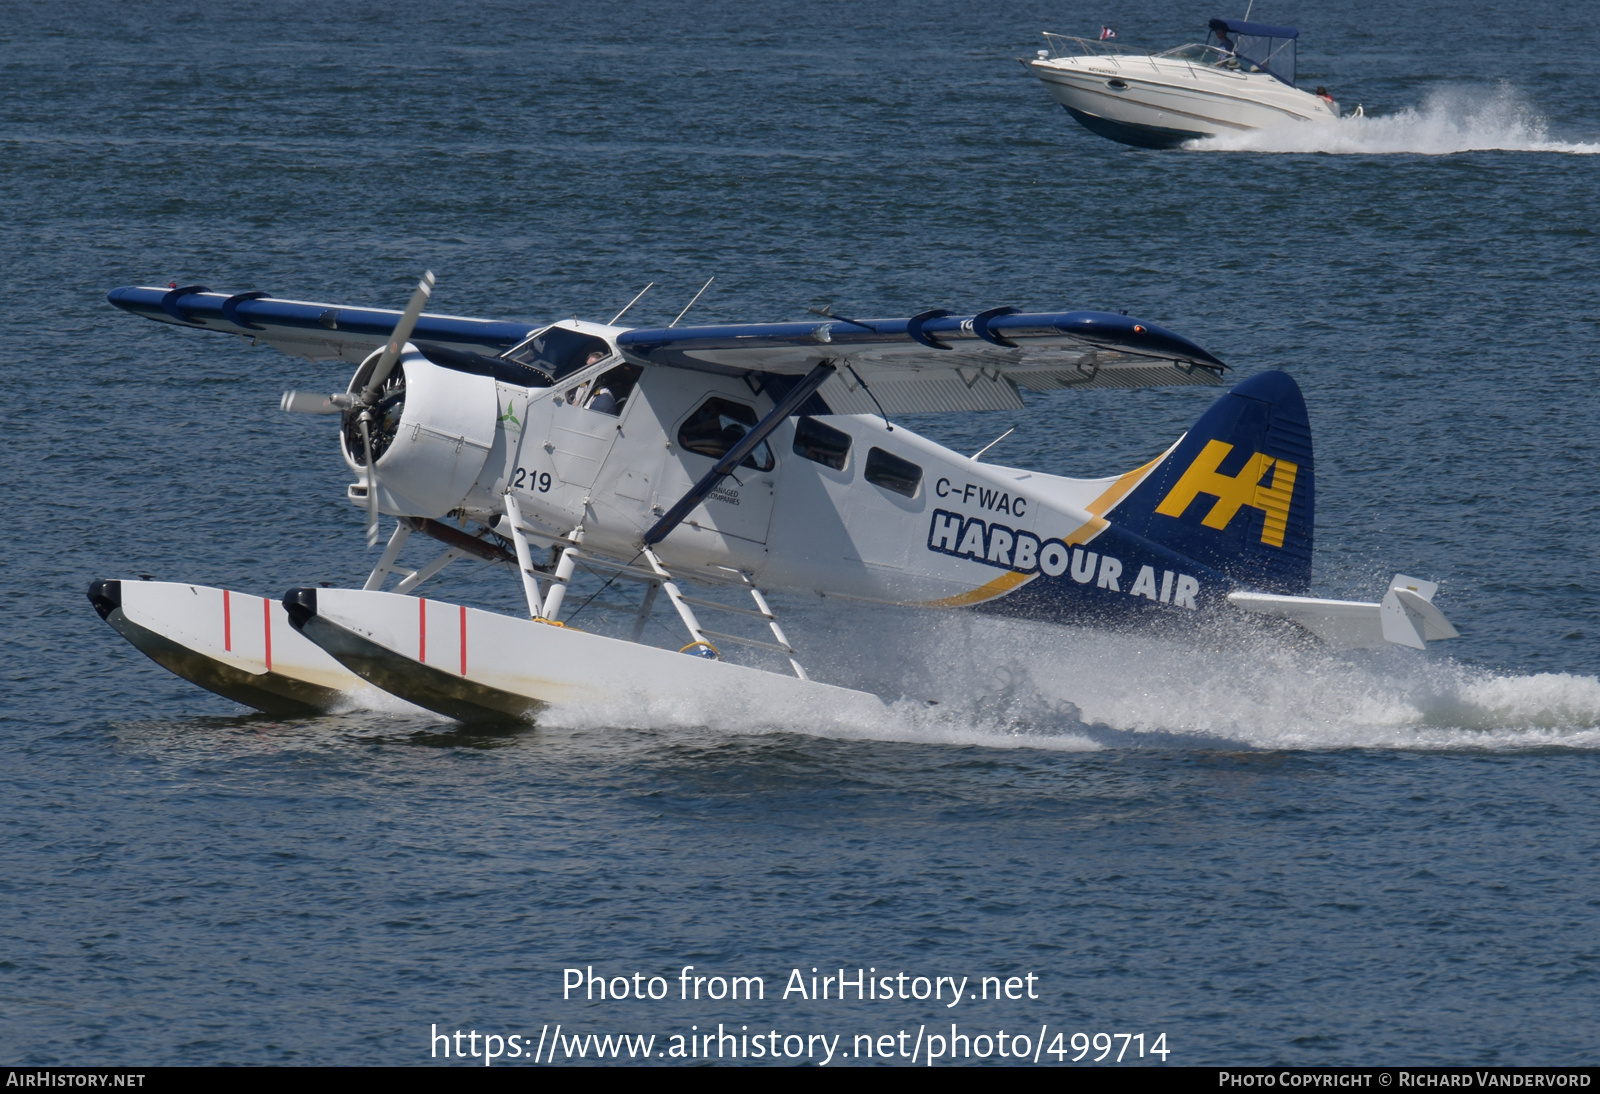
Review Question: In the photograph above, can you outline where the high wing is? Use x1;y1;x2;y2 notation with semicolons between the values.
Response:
108;285;1227;416
616;309;1228;415
106;284;541;363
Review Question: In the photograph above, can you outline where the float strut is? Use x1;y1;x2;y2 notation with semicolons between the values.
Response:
363;521;412;590
641;547;712;653
540;525;585;622
630;582;661;642
393;548;461;594
747;579;807;680
502;492;546;619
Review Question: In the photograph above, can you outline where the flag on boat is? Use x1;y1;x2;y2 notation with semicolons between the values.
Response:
1099;27;1116;40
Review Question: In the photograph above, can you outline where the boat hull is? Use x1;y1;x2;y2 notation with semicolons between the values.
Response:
89;579;364;715
1061;106;1205;149
282;586;893;725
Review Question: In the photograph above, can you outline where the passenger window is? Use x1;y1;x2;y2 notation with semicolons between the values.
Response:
677;398;775;471
792;416;851;471
864;447;923;497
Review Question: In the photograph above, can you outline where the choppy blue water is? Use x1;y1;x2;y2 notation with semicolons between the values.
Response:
2;0;1598;1067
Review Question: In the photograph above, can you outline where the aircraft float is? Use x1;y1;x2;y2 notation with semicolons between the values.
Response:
90;276;1457;722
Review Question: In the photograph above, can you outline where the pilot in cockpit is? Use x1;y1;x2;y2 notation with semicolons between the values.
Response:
564;351;616;411
577;363;642;417
578;351;614;410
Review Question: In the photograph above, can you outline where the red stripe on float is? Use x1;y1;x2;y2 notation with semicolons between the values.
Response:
263;597;273;673
419;597;427;663
459;604;467;676
223;589;232;651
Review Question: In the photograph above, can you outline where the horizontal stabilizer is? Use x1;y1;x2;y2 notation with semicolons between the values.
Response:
1229;574;1457;650
1382;575;1459;646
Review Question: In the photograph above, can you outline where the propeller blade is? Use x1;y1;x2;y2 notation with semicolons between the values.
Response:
363;271;435;400
359;414;380;548
280;391;350;414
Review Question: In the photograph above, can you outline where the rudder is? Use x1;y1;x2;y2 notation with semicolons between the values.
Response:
1112;371;1314;594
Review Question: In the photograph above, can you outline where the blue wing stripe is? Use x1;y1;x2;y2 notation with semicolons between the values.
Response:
107;285;539;352
110;285;1225;376
616;309;1226;370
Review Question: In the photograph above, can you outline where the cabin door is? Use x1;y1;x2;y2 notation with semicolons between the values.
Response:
651;387;778;548
548;395;621;490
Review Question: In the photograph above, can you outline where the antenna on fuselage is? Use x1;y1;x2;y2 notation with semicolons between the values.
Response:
669;277;715;328
970;426;1015;462
609;282;654;325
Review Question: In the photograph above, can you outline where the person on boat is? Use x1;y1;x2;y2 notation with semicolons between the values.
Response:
1315;86;1336;105
1213;29;1242;68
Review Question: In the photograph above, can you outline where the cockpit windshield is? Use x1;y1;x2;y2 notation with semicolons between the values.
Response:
502;326;614;383
1205;17;1298;85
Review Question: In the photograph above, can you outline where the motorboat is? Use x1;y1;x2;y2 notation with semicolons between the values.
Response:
1026;18;1344;149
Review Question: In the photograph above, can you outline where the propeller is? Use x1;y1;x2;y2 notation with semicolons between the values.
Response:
363;271;435;401
279;391;351;415
280;271;435;547
357;413;380;546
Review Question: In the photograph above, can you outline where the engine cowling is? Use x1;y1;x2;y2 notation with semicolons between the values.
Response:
340;346;498;519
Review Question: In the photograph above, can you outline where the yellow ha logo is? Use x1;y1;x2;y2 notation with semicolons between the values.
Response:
1154;440;1299;548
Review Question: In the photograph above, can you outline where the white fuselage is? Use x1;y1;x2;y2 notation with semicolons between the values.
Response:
360;337;1196;620
1030;52;1337;146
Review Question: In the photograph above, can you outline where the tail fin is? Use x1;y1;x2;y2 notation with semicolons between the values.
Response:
1113;371;1314;594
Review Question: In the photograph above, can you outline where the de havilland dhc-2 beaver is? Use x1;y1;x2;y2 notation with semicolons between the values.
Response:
90;275;1457;722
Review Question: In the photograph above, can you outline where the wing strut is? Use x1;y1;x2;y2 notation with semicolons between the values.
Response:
643;359;837;547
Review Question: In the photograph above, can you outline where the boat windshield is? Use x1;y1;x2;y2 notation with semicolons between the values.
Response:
1040;32;1145;60
1158;43;1239;66
1205;18;1298;85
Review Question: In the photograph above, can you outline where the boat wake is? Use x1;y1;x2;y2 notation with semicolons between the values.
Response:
534;606;1600;754
1186;83;1600;155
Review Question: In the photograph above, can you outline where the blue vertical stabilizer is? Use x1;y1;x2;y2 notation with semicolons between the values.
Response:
1112;371;1315;594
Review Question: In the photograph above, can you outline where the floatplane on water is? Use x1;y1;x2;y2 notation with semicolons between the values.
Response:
91;276;1455;722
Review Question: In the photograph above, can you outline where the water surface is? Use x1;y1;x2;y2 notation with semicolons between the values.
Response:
1;0;1597;1066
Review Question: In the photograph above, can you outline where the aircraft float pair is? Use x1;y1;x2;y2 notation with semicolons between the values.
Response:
91;277;1456;723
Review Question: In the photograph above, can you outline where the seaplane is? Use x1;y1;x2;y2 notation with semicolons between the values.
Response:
89;275;1457;723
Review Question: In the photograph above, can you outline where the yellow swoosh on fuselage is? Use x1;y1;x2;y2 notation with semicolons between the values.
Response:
914;448;1174;608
